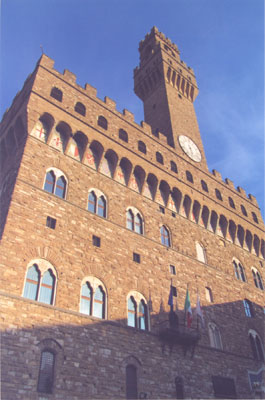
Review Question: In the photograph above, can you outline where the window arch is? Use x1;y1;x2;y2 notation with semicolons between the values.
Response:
80;277;106;319
23;260;57;305
160;225;170;247
119;129;128;143
228;197;235;209
252;268;264;290
208;323;222;350
138;140;146;154
98;115;108;130
50;87;62;102
74;102;86;116
170;161;178;173
43;168;67;199
233;259;246;282
201;180;208;192
127;291;149;331
241;205;247;216
37;350;55;393
249;330;264;361
196;242;207;263
126;208;143;234
215;188;222;201
252;212;258;224
156;151;164;164
186;170;193;183
88;189;107;218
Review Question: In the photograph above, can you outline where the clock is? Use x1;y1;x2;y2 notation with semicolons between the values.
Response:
178;135;202;162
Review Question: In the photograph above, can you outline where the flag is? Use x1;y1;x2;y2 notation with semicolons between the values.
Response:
195;294;205;328
184;288;192;328
168;285;173;307
148;291;153;312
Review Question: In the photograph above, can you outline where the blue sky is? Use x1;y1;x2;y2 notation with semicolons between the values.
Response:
1;0;264;218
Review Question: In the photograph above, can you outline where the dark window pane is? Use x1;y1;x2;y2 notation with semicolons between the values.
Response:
126;365;138;399
139;300;147;331
135;214;143;234
23;264;40;300
128;297;136;327
80;283;92;315
93;286;104;318
127;210;134;231
88;192;97;213
39;269;55;305
37;351;55;393
212;376;236;399
55;176;66;198
44;171;55;194
97;196;106;218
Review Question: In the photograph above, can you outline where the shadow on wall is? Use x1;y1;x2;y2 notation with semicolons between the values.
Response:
1;292;264;400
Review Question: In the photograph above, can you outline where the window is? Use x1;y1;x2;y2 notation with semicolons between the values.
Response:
127;293;149;331
92;235;101;247
74;102;86;116
88;190;107;218
46;216;56;229
205;287;213;303
170;161;178;173
172;286;177;297
201;180;208;192
252;212;258;224
196;242;207;263
80;278;106;319
43;169;67;199
97;115;108;130
186;170;193;183
215;189;222;201
233;260;246;282
138;141;146;154
249;330;264;361
133;252;140;263
156;151;164;164
23;262;56;305
241;205;247;216
228;197;235;209
119;129;128;143
208;323;222;350
175;377;184;399
252;268;264;290
159;206;165;214
126;364;138;399
160;225;170;247
243;299;253;317
126;208;143;234
37;350;55;393
50;87;62;102
170;265;176;275
212;376;236;399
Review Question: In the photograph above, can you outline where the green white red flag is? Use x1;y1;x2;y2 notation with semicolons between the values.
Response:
184;288;192;328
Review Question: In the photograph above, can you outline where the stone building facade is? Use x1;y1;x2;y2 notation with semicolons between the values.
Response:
0;27;264;399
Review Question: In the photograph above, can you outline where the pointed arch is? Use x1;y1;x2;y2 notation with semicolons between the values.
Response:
143;173;158;200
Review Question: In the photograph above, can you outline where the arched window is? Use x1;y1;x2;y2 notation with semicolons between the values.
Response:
243;299;253;317
215;189;222;201
201;180;208;192
43;169;67;199
119;129;128;143
87;190;107;218
205;287;213;303
249;330;264;361
170;161;178;173
196;242;207;263
252;212;258;224
127;296;137;328
160;225;170;247
126;208;143;235
74;102;86;116
37;350;55;393
156;151;164;164
138;141;146;154
252;268;264;290
208;323;222;350
186;170;193;183
127;293;149;331
98;115;108;130
23;261;56;305
241;205;247;216
228;197;235;209
50;87;62;102
233;260;246;282
126;364;138;399
80;279;106;319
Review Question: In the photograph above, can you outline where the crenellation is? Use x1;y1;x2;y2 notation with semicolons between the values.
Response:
140;120;152;135
104;96;117;110
122;109;134;122
38;54;55;69
225;177;235;189
63;69;77;84
84;83;97;97
212;169;222;180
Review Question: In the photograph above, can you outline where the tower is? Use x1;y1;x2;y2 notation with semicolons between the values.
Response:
134;27;207;170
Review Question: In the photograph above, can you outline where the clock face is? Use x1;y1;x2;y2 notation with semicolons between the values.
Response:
178;135;202;162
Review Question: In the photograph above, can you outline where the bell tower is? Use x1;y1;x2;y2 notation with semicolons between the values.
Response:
134;27;208;170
